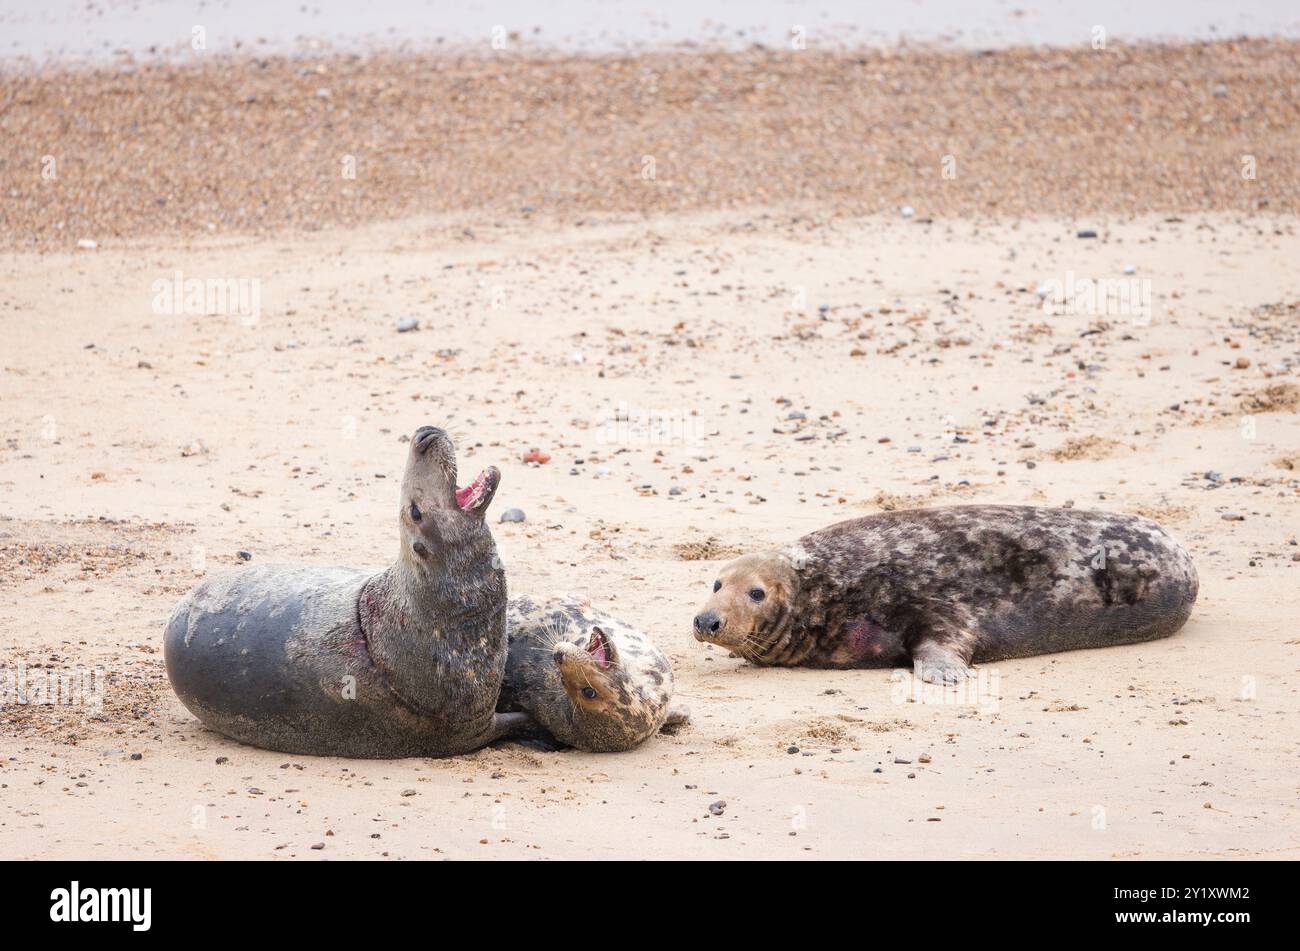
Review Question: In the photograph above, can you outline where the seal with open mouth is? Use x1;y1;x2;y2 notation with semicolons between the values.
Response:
497;595;690;752
163;425;530;757
691;505;1198;683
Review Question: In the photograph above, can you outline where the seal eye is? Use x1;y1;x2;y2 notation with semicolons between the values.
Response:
581;686;598;700
712;580;721;593
749;588;766;602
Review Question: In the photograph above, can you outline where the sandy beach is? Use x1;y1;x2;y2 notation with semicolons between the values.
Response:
1;39;1298;860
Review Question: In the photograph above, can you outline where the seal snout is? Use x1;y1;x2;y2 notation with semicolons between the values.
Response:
412;425;449;455
693;611;723;640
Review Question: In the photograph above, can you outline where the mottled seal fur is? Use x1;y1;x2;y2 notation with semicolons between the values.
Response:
498;595;689;752
692;505;1198;682
163;426;531;757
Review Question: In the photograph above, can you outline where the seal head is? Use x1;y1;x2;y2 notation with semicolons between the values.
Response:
399;424;501;568
501;597;689;752
692;550;801;663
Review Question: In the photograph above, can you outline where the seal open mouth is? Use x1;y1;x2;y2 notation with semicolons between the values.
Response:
454;467;498;512
587;627;611;668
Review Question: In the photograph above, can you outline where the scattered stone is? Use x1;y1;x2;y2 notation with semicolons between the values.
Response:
395;317;419;333
499;508;526;523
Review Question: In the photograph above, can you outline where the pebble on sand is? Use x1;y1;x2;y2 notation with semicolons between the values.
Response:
395;317;419;333
500;508;526;523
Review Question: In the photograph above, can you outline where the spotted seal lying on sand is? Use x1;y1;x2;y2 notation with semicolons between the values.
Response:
497;595;689;751
691;505;1197;682
163;425;532;757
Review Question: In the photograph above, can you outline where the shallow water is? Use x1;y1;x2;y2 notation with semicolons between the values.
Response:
3;0;1298;63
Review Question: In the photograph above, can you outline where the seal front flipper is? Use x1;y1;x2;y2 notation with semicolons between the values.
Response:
660;702;691;733
911;642;975;684
482;711;538;744
909;618;976;685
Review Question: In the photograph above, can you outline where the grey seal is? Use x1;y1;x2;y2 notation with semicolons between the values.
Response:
691;505;1198;683
163;425;530;757
498;595;689;752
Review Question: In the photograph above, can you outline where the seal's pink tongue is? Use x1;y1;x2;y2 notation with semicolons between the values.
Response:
587;628;609;668
455;470;486;510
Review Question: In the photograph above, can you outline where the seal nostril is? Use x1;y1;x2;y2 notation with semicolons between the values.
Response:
412;426;446;455
694;612;722;635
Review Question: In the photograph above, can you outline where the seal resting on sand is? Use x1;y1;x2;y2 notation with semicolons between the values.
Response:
163;425;531;757
691;505;1198;683
498;595;689;752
